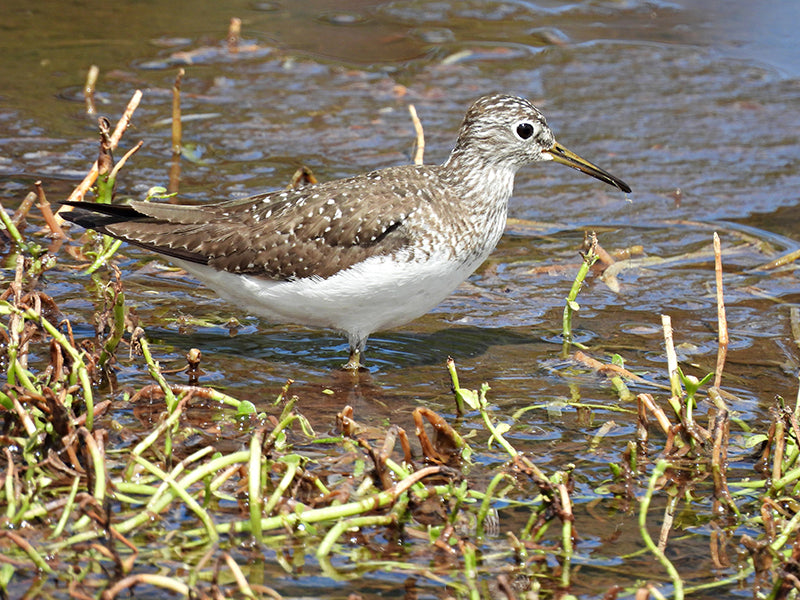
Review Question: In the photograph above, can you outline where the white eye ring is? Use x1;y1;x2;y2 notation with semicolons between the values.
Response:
515;122;535;140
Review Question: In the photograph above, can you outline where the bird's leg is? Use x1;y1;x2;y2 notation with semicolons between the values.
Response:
342;336;367;371
342;348;362;371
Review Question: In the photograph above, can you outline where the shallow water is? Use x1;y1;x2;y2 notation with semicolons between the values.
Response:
2;0;800;597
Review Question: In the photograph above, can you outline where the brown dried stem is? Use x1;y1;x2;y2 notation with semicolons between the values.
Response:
408;104;425;165
708;387;738;516
11;191;36;226
637;393;674;437
713;233;728;388
109;141;144;182
60;89;143;210
34;181;66;238
84;65;99;116
171;68;184;156
661;314;682;414
227;17;242;53
412;406;464;463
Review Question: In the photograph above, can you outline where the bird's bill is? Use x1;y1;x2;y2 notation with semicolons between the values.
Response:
545;143;631;193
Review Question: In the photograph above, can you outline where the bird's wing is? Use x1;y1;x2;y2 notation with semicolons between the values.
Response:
62;166;443;280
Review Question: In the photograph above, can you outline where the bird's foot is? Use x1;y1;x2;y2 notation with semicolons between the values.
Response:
342;349;366;372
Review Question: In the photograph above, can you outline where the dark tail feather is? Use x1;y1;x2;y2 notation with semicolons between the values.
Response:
59;201;149;231
59;200;212;266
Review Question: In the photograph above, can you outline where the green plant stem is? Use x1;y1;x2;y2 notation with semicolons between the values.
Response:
59;450;251;549
476;472;512;539
98;282;126;367
85;237;123;275
479;403;516;458
447;357;467;414
3;453;15;521
132;454;219;543
263;411;314;450
558;482;573;590
126;397;186;479
83;429;106;502
138;333;177;411
562;246;598;356
106;574;190;598
640;460;684;600
183;465;437;541
50;477;81;539
9;361;37;394
248;428;265;544
460;540;480;600
316;514;396;559
0;301;94;429
0;389;14;411
0;199;27;249
262;455;301;518
383;457;428;494
0;532;53;574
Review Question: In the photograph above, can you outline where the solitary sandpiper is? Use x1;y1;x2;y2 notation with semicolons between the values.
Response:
63;94;631;370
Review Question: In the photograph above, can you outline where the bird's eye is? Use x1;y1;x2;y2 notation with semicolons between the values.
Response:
516;122;535;140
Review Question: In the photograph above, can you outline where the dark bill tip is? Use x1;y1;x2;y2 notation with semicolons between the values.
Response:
545;143;631;194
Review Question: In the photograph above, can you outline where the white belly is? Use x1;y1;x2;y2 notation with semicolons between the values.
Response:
173;249;486;348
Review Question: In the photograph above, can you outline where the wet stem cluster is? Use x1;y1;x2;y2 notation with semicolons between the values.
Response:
0;85;798;600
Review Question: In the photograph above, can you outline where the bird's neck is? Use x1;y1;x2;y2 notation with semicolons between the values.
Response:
440;150;517;212
435;151;516;260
